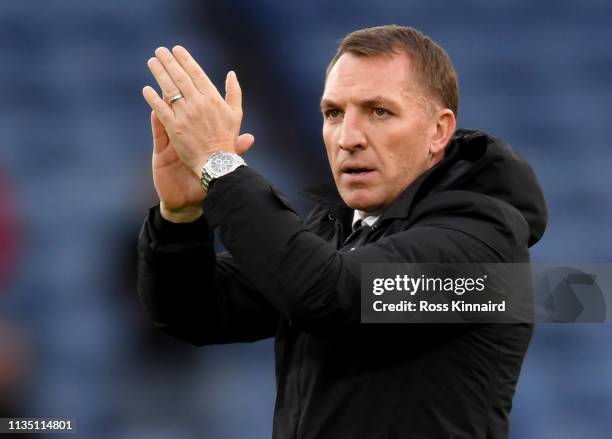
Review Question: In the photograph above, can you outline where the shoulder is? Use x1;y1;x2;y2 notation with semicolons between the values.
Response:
372;189;530;263
411;190;529;262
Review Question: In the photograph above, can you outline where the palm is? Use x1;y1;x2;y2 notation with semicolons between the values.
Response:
153;139;204;210
150;111;204;210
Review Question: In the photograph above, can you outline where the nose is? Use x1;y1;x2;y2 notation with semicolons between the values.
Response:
338;112;366;151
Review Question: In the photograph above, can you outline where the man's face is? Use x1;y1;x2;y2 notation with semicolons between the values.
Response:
321;52;439;213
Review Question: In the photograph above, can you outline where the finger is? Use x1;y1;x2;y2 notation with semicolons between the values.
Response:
224;71;242;111
142;85;174;126
171;45;220;98
155;47;198;99
235;133;255;155
147;57;184;105
151;111;169;153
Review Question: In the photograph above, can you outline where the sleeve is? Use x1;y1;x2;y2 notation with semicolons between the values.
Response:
203;166;505;328
137;205;280;346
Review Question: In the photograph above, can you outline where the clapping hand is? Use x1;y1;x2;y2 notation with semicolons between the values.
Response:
143;46;254;222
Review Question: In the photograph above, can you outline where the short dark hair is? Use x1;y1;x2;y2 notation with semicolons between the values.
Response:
326;25;459;116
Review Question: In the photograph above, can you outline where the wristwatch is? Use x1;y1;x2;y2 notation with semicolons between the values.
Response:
200;151;246;192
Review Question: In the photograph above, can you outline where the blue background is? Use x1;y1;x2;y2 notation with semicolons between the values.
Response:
1;1;611;437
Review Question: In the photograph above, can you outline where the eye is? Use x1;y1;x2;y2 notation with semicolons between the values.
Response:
324;109;342;120
373;107;390;118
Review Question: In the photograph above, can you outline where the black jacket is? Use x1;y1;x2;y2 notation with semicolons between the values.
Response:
137;129;547;439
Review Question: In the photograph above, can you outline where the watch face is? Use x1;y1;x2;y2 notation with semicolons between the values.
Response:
210;154;235;176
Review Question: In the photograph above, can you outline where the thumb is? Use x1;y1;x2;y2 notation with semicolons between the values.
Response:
235;133;255;155
150;110;169;153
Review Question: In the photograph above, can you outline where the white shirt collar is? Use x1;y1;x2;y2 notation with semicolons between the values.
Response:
352;210;381;231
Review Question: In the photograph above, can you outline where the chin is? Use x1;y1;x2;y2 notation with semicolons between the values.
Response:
341;189;382;212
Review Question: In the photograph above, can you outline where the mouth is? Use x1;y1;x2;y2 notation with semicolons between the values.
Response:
344;168;372;175
340;164;375;175
339;164;376;182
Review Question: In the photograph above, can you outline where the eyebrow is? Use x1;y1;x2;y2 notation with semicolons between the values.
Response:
320;96;400;111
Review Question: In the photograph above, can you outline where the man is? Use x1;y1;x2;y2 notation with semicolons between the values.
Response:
138;25;547;438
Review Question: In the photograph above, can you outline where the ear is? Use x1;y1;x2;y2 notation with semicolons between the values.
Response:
429;109;456;164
